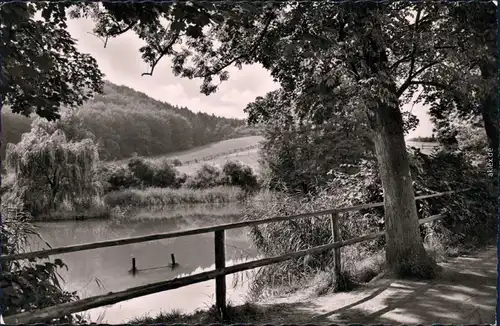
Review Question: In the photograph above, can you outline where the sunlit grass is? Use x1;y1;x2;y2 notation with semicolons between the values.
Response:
128;302;289;324
104;186;249;208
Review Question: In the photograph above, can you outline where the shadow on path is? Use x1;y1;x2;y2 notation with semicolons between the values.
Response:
259;246;497;325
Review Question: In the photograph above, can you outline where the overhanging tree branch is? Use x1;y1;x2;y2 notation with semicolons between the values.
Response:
396;57;445;97
141;30;182;77
408;80;449;89
193;12;275;79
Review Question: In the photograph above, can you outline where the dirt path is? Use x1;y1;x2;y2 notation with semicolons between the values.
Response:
259;246;497;324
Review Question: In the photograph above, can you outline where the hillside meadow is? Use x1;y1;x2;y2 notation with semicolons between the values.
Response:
0;80;261;162
114;135;264;174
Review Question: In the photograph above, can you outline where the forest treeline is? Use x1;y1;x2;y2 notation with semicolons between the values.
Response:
1;81;260;161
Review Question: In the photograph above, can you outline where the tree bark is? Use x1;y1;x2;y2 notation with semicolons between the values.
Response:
360;17;436;278
372;99;437;278
479;59;499;176
480;93;498;174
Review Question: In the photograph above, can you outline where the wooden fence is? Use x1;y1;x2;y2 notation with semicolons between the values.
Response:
2;189;467;324
181;144;261;165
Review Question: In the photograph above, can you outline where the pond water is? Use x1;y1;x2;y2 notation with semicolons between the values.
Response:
30;207;258;323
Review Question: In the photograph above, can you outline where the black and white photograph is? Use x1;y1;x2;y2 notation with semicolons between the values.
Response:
0;1;498;324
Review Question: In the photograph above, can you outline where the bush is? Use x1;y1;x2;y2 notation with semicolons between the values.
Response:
173;172;188;188
171;158;182;166
128;157;155;186
221;161;259;191
104;163;140;191
408;149;497;248
151;160;177;188
103;158;179;191
243;160;384;299
0;195;85;323
185;164;224;189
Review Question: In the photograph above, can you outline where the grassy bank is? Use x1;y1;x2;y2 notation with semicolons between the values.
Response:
127;239;492;325
29;186;250;222
127;250;388;324
104;186;249;208
34;209;112;222
128;303;291;324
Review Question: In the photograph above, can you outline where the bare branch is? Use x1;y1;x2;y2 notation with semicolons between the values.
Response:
106;17;138;37
86;32;109;48
395;8;421;97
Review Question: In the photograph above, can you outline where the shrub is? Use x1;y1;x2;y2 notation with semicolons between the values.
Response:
171;158;182;166
186;164;224;189
0;195;85;323
408;149;497;248
243;160;384;299
128;157;155;186
105;164;140;191
173;172;188;189
221;161;259;191
151;160;177;188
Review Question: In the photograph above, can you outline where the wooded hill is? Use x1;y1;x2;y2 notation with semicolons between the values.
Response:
1;81;260;161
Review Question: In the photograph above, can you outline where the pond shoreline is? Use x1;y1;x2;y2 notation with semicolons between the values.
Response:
31;212;257;324
33;201;249;222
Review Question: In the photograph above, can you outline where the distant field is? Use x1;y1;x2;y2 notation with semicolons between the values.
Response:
109;136;438;176
406;141;440;154
176;147;262;175
112;135;264;174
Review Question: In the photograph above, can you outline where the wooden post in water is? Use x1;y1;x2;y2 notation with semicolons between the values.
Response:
131;257;137;275
330;213;342;280
214;230;227;319
170;253;178;269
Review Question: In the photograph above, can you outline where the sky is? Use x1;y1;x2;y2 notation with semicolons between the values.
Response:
66;18;434;139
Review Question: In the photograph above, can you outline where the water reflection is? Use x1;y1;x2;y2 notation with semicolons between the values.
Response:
31;209;258;323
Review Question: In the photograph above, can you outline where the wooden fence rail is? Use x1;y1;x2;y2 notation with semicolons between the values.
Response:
0;189;466;263
3;189;467;324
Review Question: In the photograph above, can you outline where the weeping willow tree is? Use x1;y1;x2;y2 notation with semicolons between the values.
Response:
5;119;102;216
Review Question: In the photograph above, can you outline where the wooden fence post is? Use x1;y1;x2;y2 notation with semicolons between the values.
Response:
330;213;342;280
214;230;226;319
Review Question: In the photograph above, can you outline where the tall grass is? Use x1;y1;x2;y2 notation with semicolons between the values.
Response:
128;303;284;324
241;163;386;299
104;186;249;207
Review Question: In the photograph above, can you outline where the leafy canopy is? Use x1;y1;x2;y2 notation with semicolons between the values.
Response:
67;2;494;129
1;2;103;120
3;1;494;129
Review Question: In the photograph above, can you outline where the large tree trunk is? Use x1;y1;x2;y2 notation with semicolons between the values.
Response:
479;93;499;175
479;59;499;176
372;100;437;278
361;19;436;278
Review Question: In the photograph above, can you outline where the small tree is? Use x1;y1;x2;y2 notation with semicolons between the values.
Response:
152;160;177;188
127;157;155;187
187;164;223;189
103;164;139;191
222;161;259;191
6;121;101;216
